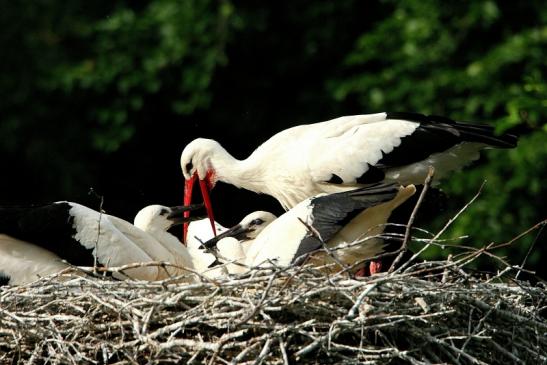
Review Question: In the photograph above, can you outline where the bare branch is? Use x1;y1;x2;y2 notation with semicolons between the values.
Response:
388;166;435;273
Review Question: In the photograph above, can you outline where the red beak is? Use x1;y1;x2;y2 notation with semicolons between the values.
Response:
183;172;217;244
183;174;196;244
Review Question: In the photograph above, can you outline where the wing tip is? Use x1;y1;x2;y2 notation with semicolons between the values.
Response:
386;111;519;148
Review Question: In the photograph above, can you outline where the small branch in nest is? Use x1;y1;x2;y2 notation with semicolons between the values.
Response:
1;197;546;365
515;219;546;279
297;217;347;271
388;166;435;274
393;179;486;275
88;188;105;274
235;271;278;326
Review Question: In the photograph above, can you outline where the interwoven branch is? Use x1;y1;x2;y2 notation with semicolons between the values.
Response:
1;179;546;364
1;254;545;364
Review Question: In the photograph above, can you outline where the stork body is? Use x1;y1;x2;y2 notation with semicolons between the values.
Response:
204;211;280;275
0;203;201;285
0;234;71;285
181;112;517;212
245;183;412;270
201;183;413;275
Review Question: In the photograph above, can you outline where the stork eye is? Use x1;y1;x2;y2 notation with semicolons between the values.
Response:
251;218;264;226
159;208;169;216
185;161;193;174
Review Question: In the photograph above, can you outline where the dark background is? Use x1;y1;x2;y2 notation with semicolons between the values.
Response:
1;1;545;277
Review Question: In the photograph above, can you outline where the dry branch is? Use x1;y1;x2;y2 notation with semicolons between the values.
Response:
1;252;545;364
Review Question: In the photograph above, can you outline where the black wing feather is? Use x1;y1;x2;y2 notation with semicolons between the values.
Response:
0;271;11;286
376;112;518;168
0;203;96;266
291;183;399;263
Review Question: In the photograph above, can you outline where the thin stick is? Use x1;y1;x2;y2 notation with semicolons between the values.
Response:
88;188;105;274
297;217;348;271
515;220;546;279
393;180;486;275
388;166;435;273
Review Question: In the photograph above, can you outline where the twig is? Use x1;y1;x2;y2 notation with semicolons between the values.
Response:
1;221;546;364
515;219;546;279
297;217;347;271
88;188;105;274
393;180;486;275
388;166;435;273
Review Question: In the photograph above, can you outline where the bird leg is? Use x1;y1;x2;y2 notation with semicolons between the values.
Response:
354;260;383;277
369;260;383;275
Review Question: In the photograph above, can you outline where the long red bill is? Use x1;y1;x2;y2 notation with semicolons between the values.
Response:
199;178;217;237
183;174;197;244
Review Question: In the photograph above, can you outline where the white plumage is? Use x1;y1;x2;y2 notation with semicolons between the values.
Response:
185;211;276;278
180;112;516;213
207;183;415;275
68;203;171;280
0;234;70;285
0;203;203;284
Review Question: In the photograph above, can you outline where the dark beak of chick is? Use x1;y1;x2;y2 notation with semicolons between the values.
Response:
201;223;251;249
167;204;205;225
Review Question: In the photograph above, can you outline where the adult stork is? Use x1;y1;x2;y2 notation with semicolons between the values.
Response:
206;183;415;275
180;112;517;238
0;202;202;285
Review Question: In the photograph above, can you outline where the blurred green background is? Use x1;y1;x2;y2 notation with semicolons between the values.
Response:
1;1;545;276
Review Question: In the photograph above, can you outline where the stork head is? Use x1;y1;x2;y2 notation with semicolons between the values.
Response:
134;204;204;233
201;211;277;249
236;211;277;239
181;138;225;242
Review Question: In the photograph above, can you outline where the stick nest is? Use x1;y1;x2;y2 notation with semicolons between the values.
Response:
1;259;546;365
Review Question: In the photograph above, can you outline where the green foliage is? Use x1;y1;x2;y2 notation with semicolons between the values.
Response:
1;0;235;153
328;0;546;263
55;0;235;151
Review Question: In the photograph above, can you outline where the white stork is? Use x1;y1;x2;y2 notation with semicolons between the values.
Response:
198;211;277;250
0;202;203;285
205;211;279;275
180;112;517;238
206;183;415;275
185;211;276;277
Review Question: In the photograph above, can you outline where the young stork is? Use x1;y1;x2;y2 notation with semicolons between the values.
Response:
246;183;415;272
0;202;202;285
201;211;279;275
180;112;517;238
199;211;277;250
186;211;276;277
205;183;415;275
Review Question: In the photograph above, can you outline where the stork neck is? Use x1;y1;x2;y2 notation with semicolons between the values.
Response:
212;150;265;193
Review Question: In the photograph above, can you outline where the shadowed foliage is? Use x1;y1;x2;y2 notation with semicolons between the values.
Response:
0;1;545;276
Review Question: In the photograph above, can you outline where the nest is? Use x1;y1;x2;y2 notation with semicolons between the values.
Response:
1;256;546;364
1;177;545;364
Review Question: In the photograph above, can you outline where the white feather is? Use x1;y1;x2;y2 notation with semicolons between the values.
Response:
245;201;314;267
217;237;247;274
186;218;228;250
69;203;163;280
0;234;69;285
